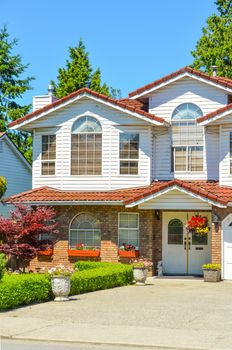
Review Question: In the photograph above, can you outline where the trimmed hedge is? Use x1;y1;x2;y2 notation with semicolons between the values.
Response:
0;273;52;310
0;262;133;310
0;254;7;280
71;261;133;294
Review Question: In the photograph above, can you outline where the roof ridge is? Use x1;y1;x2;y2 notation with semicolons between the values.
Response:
197;102;232;124
128;66;232;98
9;88;165;128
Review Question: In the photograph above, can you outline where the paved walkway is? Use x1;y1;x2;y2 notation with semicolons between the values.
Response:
1;278;232;350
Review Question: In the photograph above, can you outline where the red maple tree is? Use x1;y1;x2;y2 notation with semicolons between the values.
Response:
0;205;59;271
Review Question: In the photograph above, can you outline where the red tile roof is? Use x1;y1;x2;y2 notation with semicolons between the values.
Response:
197;103;232;124
128;66;232;98
9;88;165;128
4;180;232;207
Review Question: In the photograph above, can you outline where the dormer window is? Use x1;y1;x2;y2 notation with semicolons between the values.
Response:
71;116;102;175
41;135;56;175
171;103;204;172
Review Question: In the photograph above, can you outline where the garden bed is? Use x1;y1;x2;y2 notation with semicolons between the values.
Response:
0;261;133;310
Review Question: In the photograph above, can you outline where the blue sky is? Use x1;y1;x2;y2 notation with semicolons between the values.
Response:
1;0;216;105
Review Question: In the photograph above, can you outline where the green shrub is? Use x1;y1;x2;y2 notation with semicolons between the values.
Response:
0;273;52;310
0;262;133;310
0;253;7;280
202;263;221;270
71;261;133;295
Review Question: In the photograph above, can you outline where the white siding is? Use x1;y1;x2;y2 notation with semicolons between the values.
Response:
152;125;219;181
219;123;232;186
32;99;152;190
138;189;212;210
149;77;227;121
0;138;32;217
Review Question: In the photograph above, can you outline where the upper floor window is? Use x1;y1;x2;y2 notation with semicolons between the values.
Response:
71;116;102;176
120;133;139;175
41;135;56;175
172;103;204;172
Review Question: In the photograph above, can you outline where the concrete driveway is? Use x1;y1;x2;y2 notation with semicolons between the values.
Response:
1;277;232;350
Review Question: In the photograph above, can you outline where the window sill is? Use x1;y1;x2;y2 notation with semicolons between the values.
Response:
68;249;101;257
118;250;140;258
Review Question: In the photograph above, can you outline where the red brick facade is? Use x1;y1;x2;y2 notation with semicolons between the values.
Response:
30;205;229;275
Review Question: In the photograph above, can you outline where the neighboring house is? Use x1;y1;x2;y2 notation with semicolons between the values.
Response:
6;66;232;279
0;132;32;217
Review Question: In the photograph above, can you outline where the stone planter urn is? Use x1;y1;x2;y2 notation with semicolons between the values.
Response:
133;267;148;285
51;275;71;301
203;269;221;282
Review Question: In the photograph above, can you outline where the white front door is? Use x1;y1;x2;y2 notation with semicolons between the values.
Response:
223;228;232;279
163;212;211;275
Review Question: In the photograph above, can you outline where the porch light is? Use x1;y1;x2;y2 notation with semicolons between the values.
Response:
155;210;160;220
212;213;220;233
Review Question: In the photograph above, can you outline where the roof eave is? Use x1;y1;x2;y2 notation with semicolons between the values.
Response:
4;200;124;206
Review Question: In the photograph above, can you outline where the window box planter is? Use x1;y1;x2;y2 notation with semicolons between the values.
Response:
68;249;100;257
118;250;139;258
39;248;54;256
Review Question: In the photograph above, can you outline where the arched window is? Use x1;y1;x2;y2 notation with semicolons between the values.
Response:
168;219;183;245
69;213;101;249
71;116;102;175
172;103;204;172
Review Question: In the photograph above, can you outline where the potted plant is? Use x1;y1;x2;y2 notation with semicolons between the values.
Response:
202;263;221;282
132;259;153;285
48;265;74;301
118;243;139;258
186;215;210;235
68;243;100;257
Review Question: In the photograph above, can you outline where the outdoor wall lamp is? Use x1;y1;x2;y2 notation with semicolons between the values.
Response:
155;210;160;220
212;213;220;233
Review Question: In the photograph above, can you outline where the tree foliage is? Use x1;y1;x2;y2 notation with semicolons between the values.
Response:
0;205;59;271
0;176;7;198
0;25;34;162
52;39;120;99
191;0;232;78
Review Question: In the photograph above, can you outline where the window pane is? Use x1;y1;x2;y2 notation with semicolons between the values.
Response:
192;232;207;245
69;214;101;248
174;147;187;171
41;161;55;175
72;116;102;133
42;135;56;161
120;161;138;175
71;134;102;175
119;229;139;248
119;133;139;170
168;219;183;245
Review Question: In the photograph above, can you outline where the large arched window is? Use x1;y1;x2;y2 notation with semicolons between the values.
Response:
69;213;101;249
71;116;102;175
168;219;183;245
172;103;204;172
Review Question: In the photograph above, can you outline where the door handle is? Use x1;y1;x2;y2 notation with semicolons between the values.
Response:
188;237;191;250
184;238;187;250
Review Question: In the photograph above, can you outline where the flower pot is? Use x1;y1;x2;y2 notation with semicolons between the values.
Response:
68;249;100;257
118;250;139;258
39;249;53;256
51;275;71;301
203;269;221;282
133;267;148;285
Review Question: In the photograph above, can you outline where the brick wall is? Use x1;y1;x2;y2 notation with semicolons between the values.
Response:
30;205;156;272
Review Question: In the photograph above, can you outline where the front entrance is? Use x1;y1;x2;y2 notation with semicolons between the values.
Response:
162;212;211;275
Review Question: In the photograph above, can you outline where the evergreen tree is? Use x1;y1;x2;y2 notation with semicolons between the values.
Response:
0;26;34;162
53;39;120;98
191;0;232;78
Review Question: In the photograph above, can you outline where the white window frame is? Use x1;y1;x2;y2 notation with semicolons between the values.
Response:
171;103;205;173
68;212;101;249
119;132;140;176
118;212;139;249
70;114;102;177
41;134;56;177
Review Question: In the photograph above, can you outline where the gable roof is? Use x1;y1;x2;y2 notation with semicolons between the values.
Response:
0;132;31;171
128;66;232;99
197;103;232;125
9;88;166;130
4;180;232;208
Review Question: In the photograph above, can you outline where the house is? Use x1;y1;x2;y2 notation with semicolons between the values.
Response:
0;132;32;217
5;66;232;279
